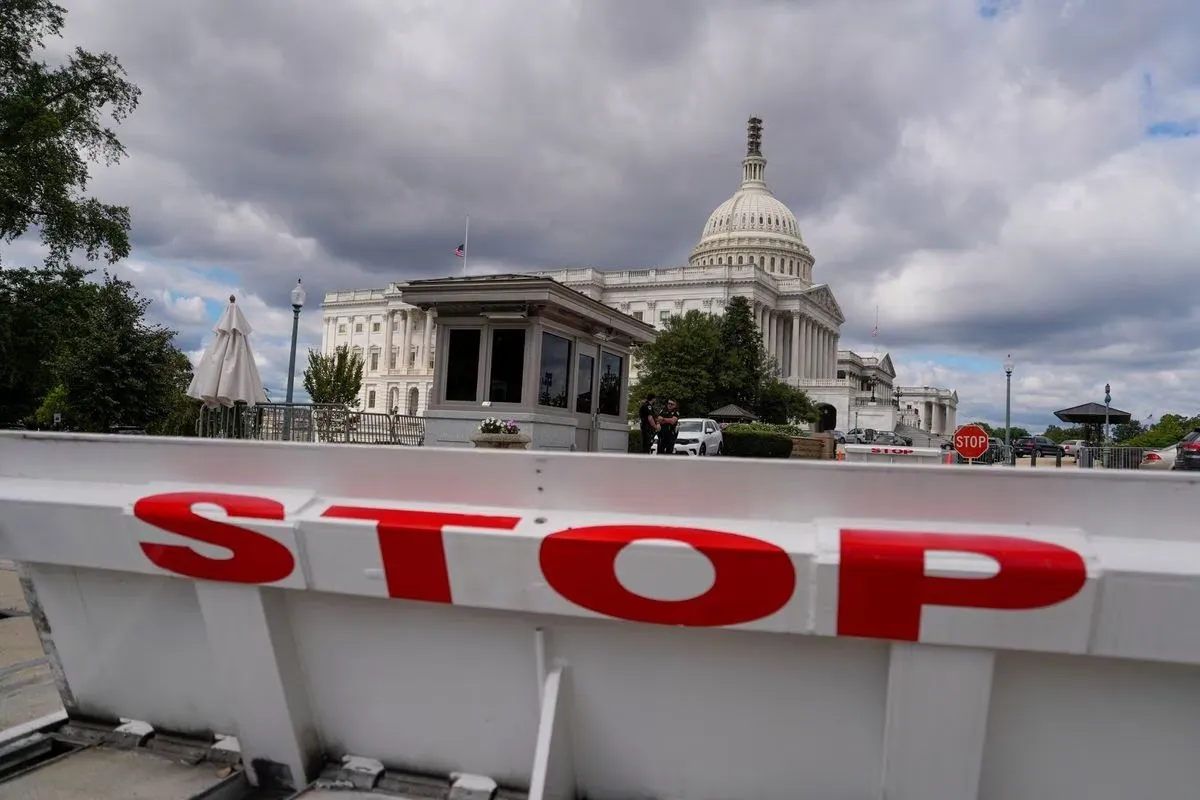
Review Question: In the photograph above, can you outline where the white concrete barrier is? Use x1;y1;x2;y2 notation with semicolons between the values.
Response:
2;432;1200;799
842;443;952;464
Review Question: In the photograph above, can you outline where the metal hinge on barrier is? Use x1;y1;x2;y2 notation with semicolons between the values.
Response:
52;718;242;767
311;760;528;800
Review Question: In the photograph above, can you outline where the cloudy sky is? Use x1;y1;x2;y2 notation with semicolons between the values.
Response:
5;0;1200;430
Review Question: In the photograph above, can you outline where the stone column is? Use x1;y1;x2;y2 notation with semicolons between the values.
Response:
776;315;785;376
817;327;826;377
796;316;806;379
401;310;412;372
810;321;818;378
420;310;434;371
767;312;776;361
759;306;769;350
832;334;840;376
780;317;788;376
790;313;801;378
382;310;394;376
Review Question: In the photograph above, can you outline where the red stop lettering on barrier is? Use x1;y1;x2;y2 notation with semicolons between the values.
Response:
133;492;295;584
322;506;520;602
539;525;795;627
836;529;1088;641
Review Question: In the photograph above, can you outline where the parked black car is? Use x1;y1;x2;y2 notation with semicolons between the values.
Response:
1012;436;1063;458
1174;429;1200;471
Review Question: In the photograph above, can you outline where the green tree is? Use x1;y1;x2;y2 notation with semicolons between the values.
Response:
713;295;765;410
1112;420;1145;443
628;310;723;418
1122;413;1200;448
0;265;92;422
756;377;816;425
972;421;1029;440
1;0;141;268
33;383;68;427
629;298;816;424
48;272;192;432
1042;424;1085;443
146;349;200;436
303;345;364;407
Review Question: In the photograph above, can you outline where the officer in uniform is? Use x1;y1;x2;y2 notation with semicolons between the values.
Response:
657;399;680;456
637;394;659;454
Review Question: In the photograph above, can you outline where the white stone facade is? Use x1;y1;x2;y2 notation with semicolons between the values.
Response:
897;385;960;436
320;285;437;415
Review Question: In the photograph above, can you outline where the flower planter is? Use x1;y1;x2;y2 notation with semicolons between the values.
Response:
470;433;531;450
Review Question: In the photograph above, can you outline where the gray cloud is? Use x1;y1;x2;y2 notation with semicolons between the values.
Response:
7;0;1199;426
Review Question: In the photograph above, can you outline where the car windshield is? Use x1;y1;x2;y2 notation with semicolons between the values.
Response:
679;421;703;432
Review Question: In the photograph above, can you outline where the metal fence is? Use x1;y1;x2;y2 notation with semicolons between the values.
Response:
1075;446;1144;470
198;403;424;446
952;445;1014;466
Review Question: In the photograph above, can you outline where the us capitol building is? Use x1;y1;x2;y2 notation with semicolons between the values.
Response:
320;118;959;436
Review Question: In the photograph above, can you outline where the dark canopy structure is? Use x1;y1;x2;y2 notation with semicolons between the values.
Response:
1054;402;1131;444
1054;402;1132;425
709;404;758;424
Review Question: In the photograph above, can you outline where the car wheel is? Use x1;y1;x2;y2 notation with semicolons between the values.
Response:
717;442;725;455
700;444;707;456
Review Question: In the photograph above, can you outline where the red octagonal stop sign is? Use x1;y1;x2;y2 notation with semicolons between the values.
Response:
953;423;990;460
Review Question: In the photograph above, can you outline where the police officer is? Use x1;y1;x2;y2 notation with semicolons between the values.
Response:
657;399;680;456
637;394;659;454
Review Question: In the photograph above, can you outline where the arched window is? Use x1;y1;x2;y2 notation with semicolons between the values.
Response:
737;255;744;265
407;387;420;415
770;257;776;269
718;256;724;264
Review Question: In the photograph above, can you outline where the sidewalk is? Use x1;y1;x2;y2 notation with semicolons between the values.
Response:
0;560;63;730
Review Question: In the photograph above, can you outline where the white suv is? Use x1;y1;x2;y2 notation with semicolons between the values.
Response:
651;418;725;456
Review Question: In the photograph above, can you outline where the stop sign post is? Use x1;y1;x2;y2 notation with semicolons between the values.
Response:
953;423;990;461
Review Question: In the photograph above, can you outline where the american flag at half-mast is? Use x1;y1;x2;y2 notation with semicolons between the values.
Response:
455;244;465;258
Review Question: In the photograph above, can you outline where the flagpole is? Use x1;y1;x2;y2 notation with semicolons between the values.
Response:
463;214;470;276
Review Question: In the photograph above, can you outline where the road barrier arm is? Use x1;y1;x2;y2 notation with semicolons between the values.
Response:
3;432;1200;800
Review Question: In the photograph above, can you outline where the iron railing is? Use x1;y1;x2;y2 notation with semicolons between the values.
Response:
1075;446;1144;470
198;403;424;446
952;445;1013;466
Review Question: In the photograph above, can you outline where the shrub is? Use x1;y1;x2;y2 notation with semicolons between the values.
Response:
721;423;793;458
735;421;807;437
628;429;643;453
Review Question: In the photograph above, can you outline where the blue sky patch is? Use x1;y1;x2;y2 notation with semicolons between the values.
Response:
978;0;1019;19
202;297;227;322
1146;119;1199;139
200;265;246;287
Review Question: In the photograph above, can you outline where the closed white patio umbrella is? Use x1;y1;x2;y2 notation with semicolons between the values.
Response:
187;295;269;407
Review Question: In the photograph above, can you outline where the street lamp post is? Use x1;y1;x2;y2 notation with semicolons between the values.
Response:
284;278;306;441
1104;383;1111;443
1003;354;1015;447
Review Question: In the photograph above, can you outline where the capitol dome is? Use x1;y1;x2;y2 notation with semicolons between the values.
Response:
689;118;815;281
